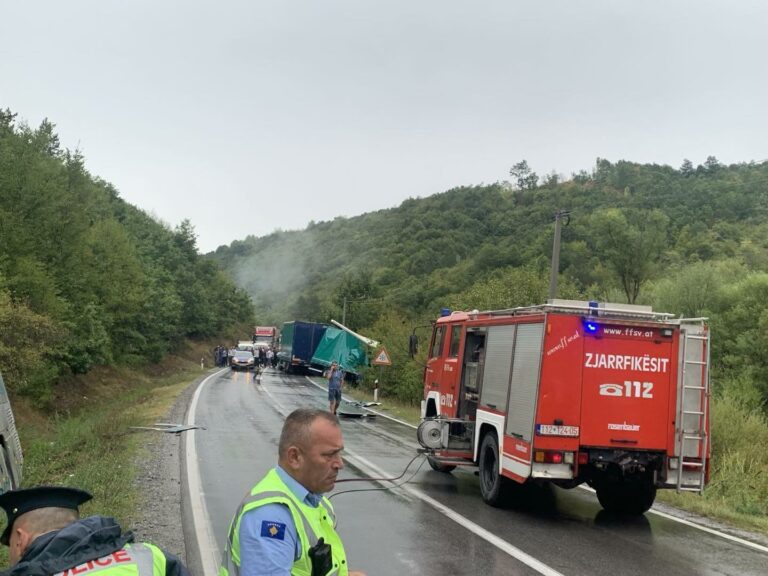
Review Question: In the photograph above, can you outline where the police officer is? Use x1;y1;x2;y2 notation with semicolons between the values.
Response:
221;408;366;576
0;486;190;576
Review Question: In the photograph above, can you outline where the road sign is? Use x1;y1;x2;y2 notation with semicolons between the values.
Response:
372;347;392;366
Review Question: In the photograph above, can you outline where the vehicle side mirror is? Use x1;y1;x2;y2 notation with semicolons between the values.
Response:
408;334;419;358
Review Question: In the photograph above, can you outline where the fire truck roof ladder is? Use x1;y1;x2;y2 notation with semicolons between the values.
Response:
676;324;710;493
483;299;676;321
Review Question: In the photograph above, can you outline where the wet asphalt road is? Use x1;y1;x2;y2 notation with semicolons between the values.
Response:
190;367;768;576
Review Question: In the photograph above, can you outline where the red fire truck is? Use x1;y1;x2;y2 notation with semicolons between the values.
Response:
417;300;710;515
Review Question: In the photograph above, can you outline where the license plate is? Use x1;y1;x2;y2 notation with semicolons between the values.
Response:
536;424;579;437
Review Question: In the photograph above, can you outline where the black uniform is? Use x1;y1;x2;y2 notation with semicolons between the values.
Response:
0;515;190;576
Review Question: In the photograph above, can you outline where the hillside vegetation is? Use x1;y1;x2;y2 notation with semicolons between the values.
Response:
216;157;768;405
0;109;254;407
215;156;768;529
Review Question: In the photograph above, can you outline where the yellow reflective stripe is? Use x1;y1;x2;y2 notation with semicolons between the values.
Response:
318;498;336;526
131;543;165;575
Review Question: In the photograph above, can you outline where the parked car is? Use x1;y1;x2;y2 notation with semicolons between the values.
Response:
230;350;255;370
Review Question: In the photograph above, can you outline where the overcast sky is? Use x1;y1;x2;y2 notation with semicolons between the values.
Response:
2;1;766;252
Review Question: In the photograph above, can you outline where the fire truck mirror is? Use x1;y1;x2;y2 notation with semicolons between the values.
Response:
408;334;419;358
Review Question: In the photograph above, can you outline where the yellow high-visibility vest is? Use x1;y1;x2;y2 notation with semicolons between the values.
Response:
220;469;348;576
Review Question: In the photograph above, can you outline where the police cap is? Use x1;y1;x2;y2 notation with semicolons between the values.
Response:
0;486;92;545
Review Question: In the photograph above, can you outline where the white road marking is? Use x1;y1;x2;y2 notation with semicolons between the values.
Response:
651;508;768;554
185;368;228;576
187;369;768;576
341;450;566;576
579;485;768;554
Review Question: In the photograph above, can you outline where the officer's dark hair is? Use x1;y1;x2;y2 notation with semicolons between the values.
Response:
279;409;339;458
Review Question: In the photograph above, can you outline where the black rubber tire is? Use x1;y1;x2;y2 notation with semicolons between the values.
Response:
478;432;509;507
595;477;657;515
427;456;456;473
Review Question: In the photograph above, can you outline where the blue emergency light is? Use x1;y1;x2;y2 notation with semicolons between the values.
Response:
584;321;599;333
440;307;452;317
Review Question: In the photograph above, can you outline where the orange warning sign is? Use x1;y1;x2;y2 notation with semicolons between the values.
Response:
372;347;392;366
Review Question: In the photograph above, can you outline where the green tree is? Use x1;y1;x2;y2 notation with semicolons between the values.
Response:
649;260;744;318
332;269;381;330
362;309;427;405
590;208;669;303
714;273;768;405
509;160;539;190
0;289;63;406
447;266;582;311
0;110;254;384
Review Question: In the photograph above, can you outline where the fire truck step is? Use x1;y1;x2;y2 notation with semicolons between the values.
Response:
430;457;475;466
683;385;706;390
684;360;707;365
682;410;705;415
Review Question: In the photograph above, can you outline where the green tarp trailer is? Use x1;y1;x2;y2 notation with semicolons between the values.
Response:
311;327;368;375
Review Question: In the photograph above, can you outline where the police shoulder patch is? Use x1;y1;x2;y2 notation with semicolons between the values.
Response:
260;520;287;540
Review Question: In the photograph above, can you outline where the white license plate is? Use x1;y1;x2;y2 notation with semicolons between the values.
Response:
536;424;579;437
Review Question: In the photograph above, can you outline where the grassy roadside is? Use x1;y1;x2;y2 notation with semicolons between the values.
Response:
657;394;768;534
0;342;210;566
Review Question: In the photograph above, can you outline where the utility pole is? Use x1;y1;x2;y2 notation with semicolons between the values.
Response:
342;294;370;327
548;210;570;301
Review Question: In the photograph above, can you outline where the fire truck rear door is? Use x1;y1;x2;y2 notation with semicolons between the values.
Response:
581;325;673;450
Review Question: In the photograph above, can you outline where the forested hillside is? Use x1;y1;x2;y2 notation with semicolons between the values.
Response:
0;110;254;406
217;157;768;523
215;158;768;405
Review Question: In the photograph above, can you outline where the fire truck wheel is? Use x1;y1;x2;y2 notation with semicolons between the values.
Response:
478;432;509;507
595;477;657;515
427;456;456;473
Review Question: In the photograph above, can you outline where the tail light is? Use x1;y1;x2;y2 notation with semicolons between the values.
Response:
534;450;574;464
577;452;588;465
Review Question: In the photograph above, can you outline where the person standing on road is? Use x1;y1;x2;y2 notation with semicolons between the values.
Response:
326;361;344;416
0;485;191;576
220;408;366;576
